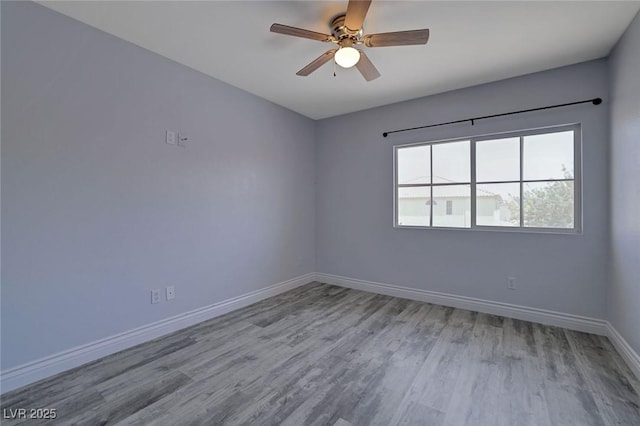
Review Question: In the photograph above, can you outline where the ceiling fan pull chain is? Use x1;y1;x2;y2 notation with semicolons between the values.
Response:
333;60;337;77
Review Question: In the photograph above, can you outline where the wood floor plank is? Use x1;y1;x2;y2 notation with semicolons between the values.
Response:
0;334;196;411
497;318;551;426
396;401;445;426
441;312;505;425
226;296;409;425
532;324;607;426
67;370;192;425
346;303;448;426
1;282;637;425
388;307;475;424
564;330;640;425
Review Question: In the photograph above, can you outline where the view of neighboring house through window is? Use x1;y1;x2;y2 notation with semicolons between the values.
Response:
446;200;453;215
395;125;580;232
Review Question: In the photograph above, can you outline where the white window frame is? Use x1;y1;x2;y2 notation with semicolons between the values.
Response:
393;124;582;234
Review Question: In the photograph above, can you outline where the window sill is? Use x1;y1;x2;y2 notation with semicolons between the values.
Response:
393;224;582;235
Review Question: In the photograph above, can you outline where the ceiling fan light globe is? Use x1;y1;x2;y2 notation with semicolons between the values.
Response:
334;47;360;68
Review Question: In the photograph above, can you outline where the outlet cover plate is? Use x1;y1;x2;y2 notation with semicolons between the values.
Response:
166;286;175;300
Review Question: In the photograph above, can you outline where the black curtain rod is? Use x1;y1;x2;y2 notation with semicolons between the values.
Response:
382;97;602;137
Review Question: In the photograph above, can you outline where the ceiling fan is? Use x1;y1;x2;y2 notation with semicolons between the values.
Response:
270;0;430;81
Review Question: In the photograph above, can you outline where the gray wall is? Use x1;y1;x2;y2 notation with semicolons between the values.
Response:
316;60;609;319
609;11;640;355
1;2;315;370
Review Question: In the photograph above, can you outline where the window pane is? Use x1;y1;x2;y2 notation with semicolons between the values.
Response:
523;181;574;228
476;137;520;182
398;186;431;226
432;185;470;228
397;146;430;185
523;131;574;180
432;141;470;183
476;183;520;227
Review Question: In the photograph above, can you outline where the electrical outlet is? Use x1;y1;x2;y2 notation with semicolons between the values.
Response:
507;277;517;290
177;133;188;147
151;289;161;304
166;286;175;300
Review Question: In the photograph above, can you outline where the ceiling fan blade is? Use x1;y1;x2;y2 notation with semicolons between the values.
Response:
344;0;372;31
296;49;338;76
270;23;332;42
355;51;380;81
363;29;430;47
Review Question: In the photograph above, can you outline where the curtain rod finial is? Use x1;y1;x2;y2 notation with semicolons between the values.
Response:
593;98;602;105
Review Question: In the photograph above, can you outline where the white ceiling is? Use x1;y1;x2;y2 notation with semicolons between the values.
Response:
39;1;640;120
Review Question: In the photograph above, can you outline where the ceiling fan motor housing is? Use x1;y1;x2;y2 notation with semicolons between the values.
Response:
331;14;363;42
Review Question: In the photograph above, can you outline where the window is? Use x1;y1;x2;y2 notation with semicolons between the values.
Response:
394;125;580;232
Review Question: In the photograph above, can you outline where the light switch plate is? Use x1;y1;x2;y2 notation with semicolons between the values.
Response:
166;130;177;145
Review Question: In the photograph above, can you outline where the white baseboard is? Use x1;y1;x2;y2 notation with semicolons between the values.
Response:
606;322;640;381
0;273;314;394
314;273;608;336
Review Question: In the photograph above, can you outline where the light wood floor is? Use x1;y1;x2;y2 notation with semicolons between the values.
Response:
2;282;639;425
